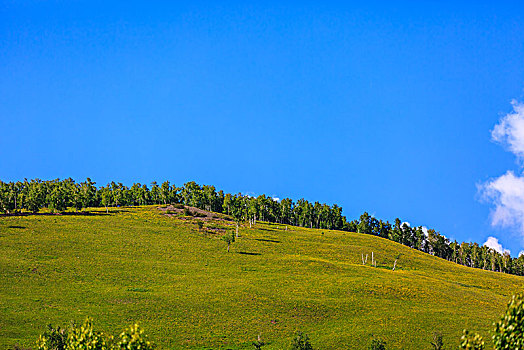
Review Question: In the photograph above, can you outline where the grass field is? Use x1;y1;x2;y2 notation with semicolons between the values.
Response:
1;206;522;349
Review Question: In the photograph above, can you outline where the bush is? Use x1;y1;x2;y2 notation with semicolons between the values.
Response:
369;338;386;350
460;294;524;349
196;221;204;230
36;318;155;350
430;332;444;350
459;330;484;350
493;294;524;349
252;335;265;349
183;208;192;216
116;324;155;350
66;317;110;350
36;324;68;350
290;331;313;350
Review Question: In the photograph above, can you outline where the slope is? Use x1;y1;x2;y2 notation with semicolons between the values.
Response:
0;206;522;349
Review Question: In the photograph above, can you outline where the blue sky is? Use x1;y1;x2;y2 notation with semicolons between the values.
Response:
2;1;524;254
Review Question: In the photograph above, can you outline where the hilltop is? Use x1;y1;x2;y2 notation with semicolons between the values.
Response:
0;206;522;349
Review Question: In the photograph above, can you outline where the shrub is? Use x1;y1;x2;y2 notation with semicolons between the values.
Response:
290;331;313;350
369;338;386;350
36;318;155;350
430;332;444;350
252;335;265;349
116;324;155;350
493;294;524;349
459;330;484;350
183;208;192;216
36;324;68;350
196;221;204;230
67;317;110;350
460;294;524;349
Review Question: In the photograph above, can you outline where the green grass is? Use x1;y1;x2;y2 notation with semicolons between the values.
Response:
0;206;522;349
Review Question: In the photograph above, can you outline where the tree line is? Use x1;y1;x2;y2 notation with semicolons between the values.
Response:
349;212;524;276
1;177;523;277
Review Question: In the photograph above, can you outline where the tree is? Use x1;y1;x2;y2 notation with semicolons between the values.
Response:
150;182;161;205
26;179;44;213
389;218;403;243
290;331;313;350
80;178;97;209
100;187;112;213
223;193;232;215
222;230;235;252
231;194;245;238
358;212;371;234
160;181;171;204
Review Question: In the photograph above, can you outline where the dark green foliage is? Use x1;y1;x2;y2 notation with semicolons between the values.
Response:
252;335;265;349
183;207;192;216
222;230;235;252
195;221;204;230
36;318;154;350
461;294;524;349
36;324;67;350
459;330;484;350
67;318;109;350
369;338;386;350
430;332;444;350
493;294;524;349
290;331;313;350
116;324;155;350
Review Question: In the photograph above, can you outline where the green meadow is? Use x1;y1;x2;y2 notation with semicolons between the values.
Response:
0;206;522;349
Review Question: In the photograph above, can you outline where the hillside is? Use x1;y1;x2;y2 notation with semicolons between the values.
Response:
0;206;522;349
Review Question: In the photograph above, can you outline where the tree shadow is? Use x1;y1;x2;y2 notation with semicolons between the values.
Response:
0;210;129;218
257;227;279;232
237;251;262;256
254;238;281;243
7;225;26;229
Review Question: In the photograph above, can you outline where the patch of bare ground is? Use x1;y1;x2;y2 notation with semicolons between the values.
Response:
158;205;231;222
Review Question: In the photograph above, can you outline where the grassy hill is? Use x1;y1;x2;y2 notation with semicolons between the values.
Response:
0;206;522;349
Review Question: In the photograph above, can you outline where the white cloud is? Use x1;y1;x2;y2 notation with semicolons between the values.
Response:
421;226;429;237
481;171;524;234
480;100;524;246
272;197;280;202
519;250;524;257
483;236;510;255
492;100;524;161
401;221;411;227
